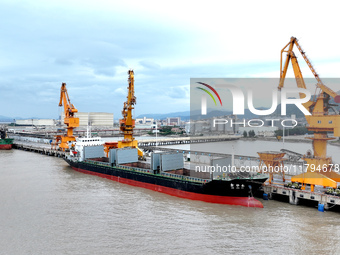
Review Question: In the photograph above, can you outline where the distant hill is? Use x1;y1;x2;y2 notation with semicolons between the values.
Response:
138;109;253;121
137;111;191;121
137;98;340;121
0;115;46;122
0;115;14;122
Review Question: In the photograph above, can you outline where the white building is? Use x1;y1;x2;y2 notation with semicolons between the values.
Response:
136;117;154;125
15;119;55;126
72;112;114;126
166;117;181;126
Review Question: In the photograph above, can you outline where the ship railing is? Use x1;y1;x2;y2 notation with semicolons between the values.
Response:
117;164;209;183
214;172;268;181
85;159;110;167
160;172;209;183
117;165;154;174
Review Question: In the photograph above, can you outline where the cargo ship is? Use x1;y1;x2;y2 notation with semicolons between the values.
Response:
62;70;267;207
64;136;268;208
0;127;13;150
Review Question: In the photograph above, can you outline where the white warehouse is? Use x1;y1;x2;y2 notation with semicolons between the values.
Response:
73;112;114;126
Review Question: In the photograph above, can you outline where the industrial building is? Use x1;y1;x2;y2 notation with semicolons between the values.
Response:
15;112;114;128
166;117;181;126
61;112;114;126
136;117;154;125
15;119;56;126
185;116;239;135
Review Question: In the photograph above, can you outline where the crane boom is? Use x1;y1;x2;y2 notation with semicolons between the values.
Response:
278;36;340;191
55;83;79;151
279;37;340;101
59;83;78;121
120;70;136;141
117;70;144;158
295;40;338;98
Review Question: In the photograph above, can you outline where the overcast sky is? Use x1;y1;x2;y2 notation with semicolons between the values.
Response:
1;0;340;119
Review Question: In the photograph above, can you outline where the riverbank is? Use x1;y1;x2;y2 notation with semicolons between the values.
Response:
246;135;340;147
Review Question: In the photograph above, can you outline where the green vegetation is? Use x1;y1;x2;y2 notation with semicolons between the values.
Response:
148;126;183;136
243;130;255;138
274;126;312;136
248;130;256;137
160;126;174;135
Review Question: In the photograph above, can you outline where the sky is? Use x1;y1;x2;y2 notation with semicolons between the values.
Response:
1;0;340;119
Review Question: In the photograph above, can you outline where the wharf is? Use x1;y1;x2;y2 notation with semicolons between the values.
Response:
137;135;239;146
262;181;340;210
11;134;239;160
145;146;340;211
13;142;67;158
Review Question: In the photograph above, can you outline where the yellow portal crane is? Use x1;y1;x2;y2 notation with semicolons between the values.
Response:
279;36;340;191
118;70;144;158
56;82;79;151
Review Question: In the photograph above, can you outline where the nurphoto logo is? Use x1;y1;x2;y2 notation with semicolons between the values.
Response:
192;79;313;129
197;82;311;116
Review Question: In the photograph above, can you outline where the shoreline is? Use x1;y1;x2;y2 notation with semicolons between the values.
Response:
242;136;340;147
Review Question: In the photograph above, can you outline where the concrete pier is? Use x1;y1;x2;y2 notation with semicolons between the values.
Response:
263;183;340;210
13;143;67;158
137;135;239;146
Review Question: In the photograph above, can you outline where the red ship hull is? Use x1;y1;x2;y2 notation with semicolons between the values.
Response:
0;144;12;150
72;166;264;208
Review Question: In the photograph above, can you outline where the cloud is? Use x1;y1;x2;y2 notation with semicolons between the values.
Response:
1;0;340;119
55;58;74;66
166;86;189;99
139;60;161;70
113;87;126;97
81;57;127;77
